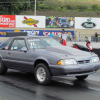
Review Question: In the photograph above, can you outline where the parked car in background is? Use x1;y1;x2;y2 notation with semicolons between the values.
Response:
0;36;100;85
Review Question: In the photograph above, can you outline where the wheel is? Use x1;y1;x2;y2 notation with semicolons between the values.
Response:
75;75;88;80
35;63;52;85
0;60;7;75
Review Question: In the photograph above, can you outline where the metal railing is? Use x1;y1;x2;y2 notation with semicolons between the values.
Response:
54;34;100;42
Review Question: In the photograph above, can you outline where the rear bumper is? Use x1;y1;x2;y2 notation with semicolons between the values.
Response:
50;62;100;76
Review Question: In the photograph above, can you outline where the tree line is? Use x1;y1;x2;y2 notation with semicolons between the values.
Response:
0;0;100;15
0;0;44;15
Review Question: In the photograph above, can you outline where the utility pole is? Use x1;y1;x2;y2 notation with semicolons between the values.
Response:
34;0;36;16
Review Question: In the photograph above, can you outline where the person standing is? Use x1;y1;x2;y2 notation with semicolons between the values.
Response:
79;32;81;41
49;32;54;37
74;31;77;41
58;29;67;46
95;32;98;42
43;31;45;36
69;33;72;41
35;31;38;36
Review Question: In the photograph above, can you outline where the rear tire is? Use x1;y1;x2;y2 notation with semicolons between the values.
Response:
35;63;52;85
0;60;7;75
75;75;88;80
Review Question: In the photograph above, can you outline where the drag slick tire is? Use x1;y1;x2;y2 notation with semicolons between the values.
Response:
0;60;7;75
75;75;88;80
35;63;52;85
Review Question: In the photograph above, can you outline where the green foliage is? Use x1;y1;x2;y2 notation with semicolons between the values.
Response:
91;4;100;11
0;0;45;14
77;5;88;11
0;6;9;14
0;0;32;14
0;0;100;16
55;7;61;11
66;5;72;10
61;7;67;12
38;4;46;10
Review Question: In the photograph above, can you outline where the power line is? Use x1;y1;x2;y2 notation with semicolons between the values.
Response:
0;1;45;3
0;0;51;3
0;1;33;3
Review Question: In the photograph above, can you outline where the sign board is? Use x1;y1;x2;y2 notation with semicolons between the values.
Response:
75;17;100;29
0;15;15;28
46;16;74;28
16;15;45;28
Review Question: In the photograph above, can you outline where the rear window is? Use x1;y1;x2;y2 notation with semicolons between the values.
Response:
0;39;12;50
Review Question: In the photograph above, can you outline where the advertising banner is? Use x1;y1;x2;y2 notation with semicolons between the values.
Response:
0;30;74;38
23;30;74;36
38;30;74;36
0;15;16;28
16;15;45;28
75;17;100;29
46;16;74;28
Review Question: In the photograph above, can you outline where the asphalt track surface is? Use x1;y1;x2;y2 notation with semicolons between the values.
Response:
0;69;100;100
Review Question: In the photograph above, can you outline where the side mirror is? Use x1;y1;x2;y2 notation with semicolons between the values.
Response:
21;47;27;52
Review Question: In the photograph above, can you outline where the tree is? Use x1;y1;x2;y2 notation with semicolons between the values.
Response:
0;0;32;14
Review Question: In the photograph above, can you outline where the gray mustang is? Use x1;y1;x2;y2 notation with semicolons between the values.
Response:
0;36;100;85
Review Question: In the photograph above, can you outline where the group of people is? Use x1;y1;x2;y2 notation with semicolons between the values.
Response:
35;29;82;46
43;29;75;46
43;29;67;46
35;30;99;44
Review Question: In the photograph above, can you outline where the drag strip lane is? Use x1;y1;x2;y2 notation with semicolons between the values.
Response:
0;69;100;100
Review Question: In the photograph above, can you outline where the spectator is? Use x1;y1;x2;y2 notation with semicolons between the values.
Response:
43;31;45;36
79;32;81;41
35;31;38;36
95;32;98;42
69;33;72;41
74;31;77;41
58;29;67;46
49;32;54;37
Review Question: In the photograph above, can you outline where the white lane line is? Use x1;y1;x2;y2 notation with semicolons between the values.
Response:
88;87;100;92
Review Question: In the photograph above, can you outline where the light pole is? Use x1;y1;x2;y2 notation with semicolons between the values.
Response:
34;0;36;16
